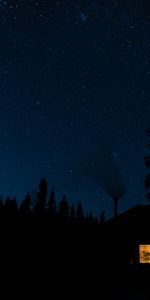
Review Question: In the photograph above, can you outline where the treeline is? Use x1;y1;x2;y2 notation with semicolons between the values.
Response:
0;178;107;274
0;177;133;293
0;177;105;226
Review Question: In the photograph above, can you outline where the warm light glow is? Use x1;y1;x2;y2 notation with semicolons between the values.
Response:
139;245;150;263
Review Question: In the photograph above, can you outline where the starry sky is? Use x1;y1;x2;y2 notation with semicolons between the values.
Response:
0;0;150;218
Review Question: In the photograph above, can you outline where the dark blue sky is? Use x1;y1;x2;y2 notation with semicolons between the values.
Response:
0;0;150;218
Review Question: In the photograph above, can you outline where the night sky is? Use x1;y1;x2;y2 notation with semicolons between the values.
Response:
0;0;150;219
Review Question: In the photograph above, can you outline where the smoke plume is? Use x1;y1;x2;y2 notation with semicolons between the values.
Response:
78;150;126;199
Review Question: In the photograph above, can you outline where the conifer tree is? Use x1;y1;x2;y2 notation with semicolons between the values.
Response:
35;178;48;217
58;195;69;223
144;129;150;200
76;202;84;224
48;186;57;223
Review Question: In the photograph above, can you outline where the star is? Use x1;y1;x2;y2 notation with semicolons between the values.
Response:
79;12;88;23
0;0;147;218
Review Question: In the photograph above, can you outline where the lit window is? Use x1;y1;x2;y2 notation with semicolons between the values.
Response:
139;245;150;263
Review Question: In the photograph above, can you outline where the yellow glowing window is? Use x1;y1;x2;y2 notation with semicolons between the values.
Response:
139;245;150;263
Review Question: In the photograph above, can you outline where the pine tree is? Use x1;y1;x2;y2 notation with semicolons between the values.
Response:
144;129;150;200
70;203;75;224
88;210;94;225
99;209;105;225
0;198;3;216
4;196;18;218
48;186;57;223
76;201;84;224
35;178;48;217
20;192;32;216
58;195;69;223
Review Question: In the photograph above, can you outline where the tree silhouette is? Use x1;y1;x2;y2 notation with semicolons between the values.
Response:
144;129;150;200
20;192;32;216
87;210;94;225
76;202;84;224
48;186;57;223
94;216;98;225
99;209;105;225
58;195;69;223
0;198;3;216
70;203;75;224
34;178;48;217
4;196;18;218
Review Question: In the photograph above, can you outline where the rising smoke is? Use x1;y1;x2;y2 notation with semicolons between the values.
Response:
78;149;126;199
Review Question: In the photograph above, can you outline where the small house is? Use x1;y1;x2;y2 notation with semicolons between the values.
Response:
103;205;150;266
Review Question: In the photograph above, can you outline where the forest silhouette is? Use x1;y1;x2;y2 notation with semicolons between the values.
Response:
0;177;149;297
0;130;150;298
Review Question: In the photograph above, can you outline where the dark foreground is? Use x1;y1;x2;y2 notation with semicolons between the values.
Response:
1;250;150;299
0;221;149;298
